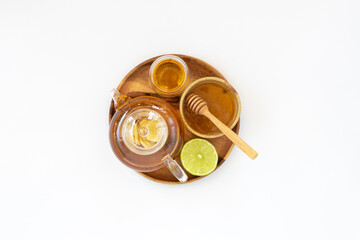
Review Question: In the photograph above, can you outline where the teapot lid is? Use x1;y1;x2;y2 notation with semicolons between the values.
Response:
121;108;168;155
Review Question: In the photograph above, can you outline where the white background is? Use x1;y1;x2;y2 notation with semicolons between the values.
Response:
1;0;359;239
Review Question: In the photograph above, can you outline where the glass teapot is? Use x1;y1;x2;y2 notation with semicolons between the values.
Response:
109;90;188;183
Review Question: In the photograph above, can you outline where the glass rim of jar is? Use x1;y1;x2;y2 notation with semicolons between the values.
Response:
149;55;188;95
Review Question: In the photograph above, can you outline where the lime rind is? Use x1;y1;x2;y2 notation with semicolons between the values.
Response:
180;138;218;176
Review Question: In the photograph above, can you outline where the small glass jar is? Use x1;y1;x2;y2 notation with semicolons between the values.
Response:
149;55;189;97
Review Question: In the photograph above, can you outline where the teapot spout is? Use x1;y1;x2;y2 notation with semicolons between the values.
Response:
111;89;131;110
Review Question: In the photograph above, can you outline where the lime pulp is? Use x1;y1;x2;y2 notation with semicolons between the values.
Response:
180;138;218;176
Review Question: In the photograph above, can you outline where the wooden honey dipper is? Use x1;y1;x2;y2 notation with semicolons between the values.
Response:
186;93;258;160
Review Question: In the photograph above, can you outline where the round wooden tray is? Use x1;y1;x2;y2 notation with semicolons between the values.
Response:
109;54;240;184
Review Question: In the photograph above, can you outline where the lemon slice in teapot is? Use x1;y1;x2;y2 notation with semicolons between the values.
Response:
138;119;162;143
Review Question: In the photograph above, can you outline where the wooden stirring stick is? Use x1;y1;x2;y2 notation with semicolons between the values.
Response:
186;93;258;160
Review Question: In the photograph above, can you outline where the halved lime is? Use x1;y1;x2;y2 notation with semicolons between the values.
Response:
180;138;218;176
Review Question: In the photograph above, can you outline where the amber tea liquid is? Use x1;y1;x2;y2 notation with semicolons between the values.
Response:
109;96;184;172
184;82;237;135
153;59;185;92
150;55;188;96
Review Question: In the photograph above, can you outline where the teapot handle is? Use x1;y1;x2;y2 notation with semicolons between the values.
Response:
162;155;188;183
